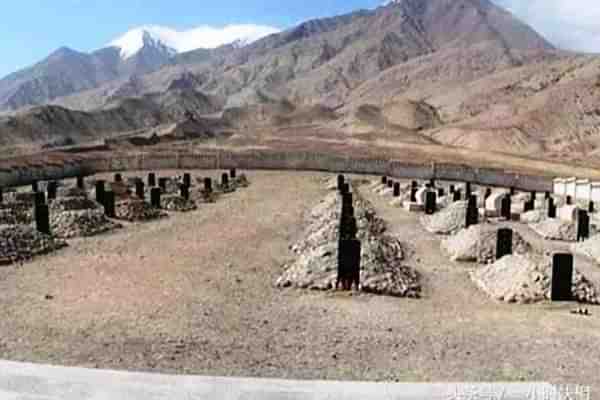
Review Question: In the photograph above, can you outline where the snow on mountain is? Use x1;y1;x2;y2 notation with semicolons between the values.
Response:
108;24;281;59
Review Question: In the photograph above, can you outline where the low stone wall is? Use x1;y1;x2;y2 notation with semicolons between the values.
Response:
0;150;554;192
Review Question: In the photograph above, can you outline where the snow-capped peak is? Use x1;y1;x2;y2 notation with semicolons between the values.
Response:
108;24;281;60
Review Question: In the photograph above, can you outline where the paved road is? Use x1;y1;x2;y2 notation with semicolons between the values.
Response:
0;360;563;400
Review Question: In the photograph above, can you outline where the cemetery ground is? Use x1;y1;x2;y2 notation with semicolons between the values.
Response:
0;171;599;390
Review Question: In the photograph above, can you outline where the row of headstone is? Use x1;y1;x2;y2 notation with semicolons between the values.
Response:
337;176;361;291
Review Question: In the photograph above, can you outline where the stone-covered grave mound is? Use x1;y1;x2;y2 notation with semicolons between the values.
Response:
162;196;197;212
471;254;600;304
115;200;167;222
0;202;33;225
441;224;532;263
0;224;67;266
572;235;600;265
48;196;121;238
276;188;421;297
420;200;468;235
530;218;598;242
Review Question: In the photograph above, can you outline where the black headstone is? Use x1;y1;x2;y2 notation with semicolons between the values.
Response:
510;187;515;196
484;188;492;200
47;181;57;201
150;187;161;209
148;173;156;187
229;168;237;179
183;173;191;188
0;188;3;204
453;189;461;202
577;210;590;242
221;173;229;187
387;179;393;188
545;191;550;200
114;173;122;183
341;183;350;195
159;178;168;192
566;195;572;205
438;188;445;197
496;228;513;260
34;191;46;206
95;181;105;205
204;177;212;193
410;188;417;202
548;198;556;219
501;196;511;220
104;191;115;218
429;178;435;187
135;180;145;199
425;191;437;215
180;184;190;201
531;191;537;202
465;182;472;196
589;201;595;214
337;175;345;191
551;253;573;301
32;181;39;193
77;176;85;190
465;195;479;227
393;182;401;197
449;185;455;194
411;180;418;189
337;239;361;291
523;200;534;212
34;204;50;234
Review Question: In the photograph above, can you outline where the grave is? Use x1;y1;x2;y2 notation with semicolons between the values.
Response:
183;173;192;188
103;191;116;218
381;176;387;185
95;181;105;205
523;200;534;213
180;185;190;201
77;176;85;190
465;182;472;196
159;178;168;192
429;178;435;187
341;183;350;195
35;191;46;207
32;181;39;193
148;173;156;187
485;192;508;217
465;195;478;227
496;228;513;260
150;188;161;209
453;189;462;202
34;204;50;235
501;196;511;220
387;179;393;188
204;177;213;193
545;191;550;200
484;188;492;200
114;173;122;183
221;173;229;187
566;195;572;205
577;210;590;242
0;188;3;204
393;182;400;197
425;191;436;215
551;253;573;301
410;188;417;202
589;201;595;214
438;188;445;198
229;169;236;179
47;182;57;201
548;198;556;219
415;187;428;205
449;185;455;194
337;239;361;291
135;180;145;199
411;181;418;189
337;175;345;191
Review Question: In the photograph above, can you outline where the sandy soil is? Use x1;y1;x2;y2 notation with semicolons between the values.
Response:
0;170;599;390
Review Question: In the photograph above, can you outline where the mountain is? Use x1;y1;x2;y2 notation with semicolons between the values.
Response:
7;0;600;168
0;25;278;111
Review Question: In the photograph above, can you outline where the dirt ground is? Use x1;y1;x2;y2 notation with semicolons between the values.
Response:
0;170;599;390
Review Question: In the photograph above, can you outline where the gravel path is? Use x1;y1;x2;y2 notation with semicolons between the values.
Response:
0;172;598;390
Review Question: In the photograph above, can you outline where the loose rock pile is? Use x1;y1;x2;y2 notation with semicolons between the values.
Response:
572;234;600;264
420;200;468;234
276;188;421;297
0;202;33;225
161;196;197;212
530;219;577;241
50;209;122;239
471;254;600;304
49;196;99;212
0;224;67;265
115;200;167;222
441;225;532;263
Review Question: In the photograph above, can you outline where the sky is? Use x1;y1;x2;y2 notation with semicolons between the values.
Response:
0;0;599;78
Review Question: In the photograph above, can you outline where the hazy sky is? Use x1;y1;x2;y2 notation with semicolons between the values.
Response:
0;0;598;78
